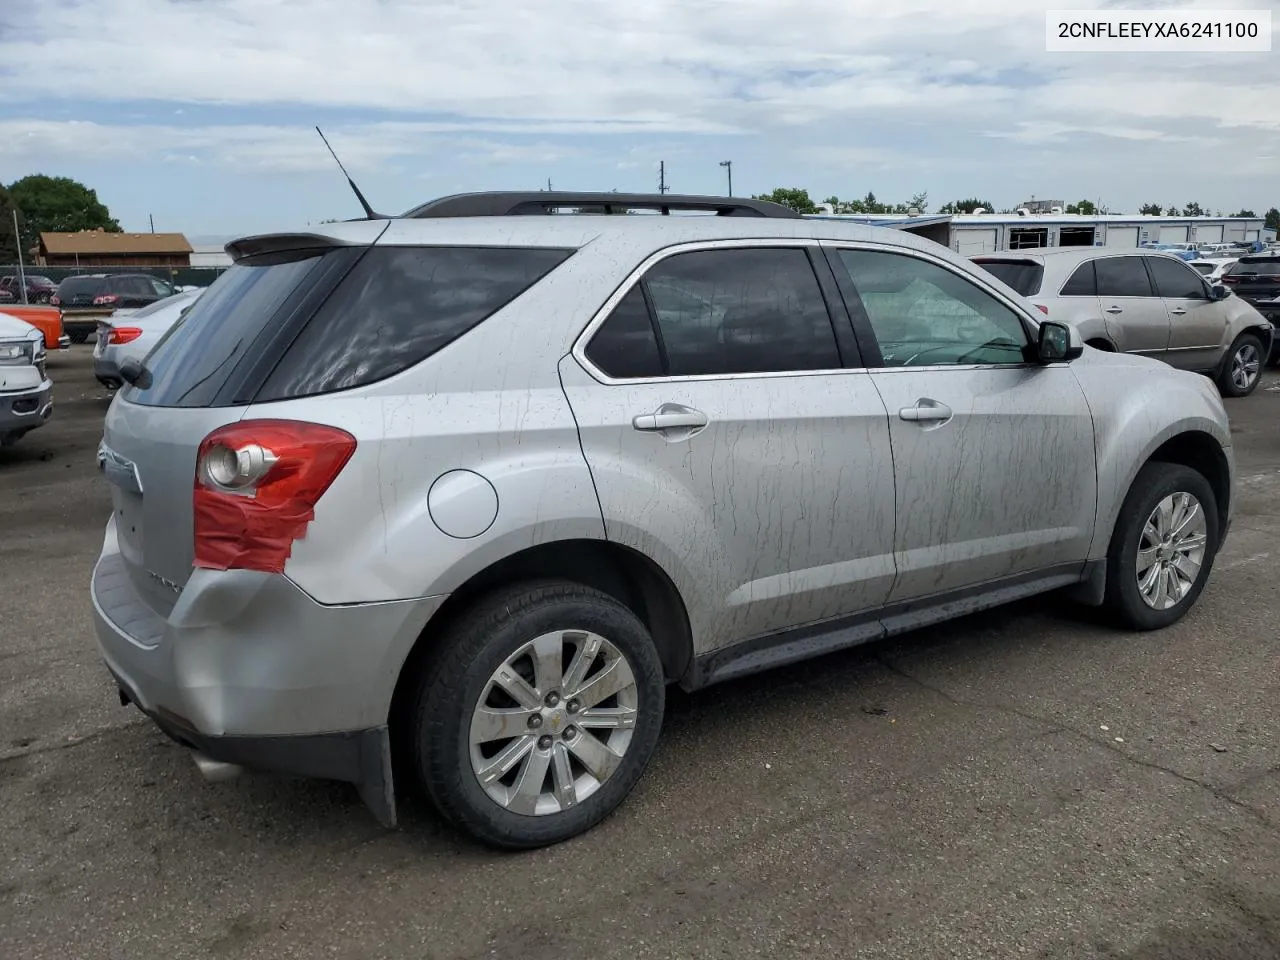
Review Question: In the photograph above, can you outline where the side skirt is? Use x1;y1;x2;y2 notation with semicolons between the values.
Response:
690;561;1096;689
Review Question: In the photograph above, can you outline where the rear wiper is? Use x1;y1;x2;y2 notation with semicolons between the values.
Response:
118;357;153;390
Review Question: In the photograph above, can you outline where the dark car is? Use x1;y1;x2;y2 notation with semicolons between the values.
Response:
0;274;58;304
1221;254;1280;362
51;273;177;342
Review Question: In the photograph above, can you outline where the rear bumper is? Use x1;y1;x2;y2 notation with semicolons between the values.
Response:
93;352;122;387
89;516;446;824
0;381;53;436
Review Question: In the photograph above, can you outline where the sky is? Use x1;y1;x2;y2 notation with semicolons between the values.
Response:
0;0;1276;241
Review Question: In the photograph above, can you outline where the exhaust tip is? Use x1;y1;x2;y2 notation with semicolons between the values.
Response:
192;751;244;783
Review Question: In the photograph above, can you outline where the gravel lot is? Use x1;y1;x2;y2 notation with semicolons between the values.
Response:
4;346;1280;960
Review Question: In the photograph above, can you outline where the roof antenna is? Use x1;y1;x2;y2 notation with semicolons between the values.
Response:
315;125;385;220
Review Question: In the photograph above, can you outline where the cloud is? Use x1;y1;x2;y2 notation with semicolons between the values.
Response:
0;0;1276;228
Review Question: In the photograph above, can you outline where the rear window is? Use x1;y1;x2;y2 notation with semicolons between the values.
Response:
1228;259;1280;277
256;245;573;401
972;260;1043;296
123;254;326;407
57;276;105;297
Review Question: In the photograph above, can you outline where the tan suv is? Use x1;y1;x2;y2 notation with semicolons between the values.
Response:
973;249;1273;397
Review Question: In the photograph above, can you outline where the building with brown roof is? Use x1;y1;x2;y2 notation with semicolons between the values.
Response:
36;229;193;268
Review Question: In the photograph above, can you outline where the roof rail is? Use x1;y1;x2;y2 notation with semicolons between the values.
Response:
399;191;802;219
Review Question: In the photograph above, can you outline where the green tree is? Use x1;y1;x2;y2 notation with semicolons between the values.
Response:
937;198;995;214
1266;207;1280;231
0;185;23;263
1230;209;1256;218
1164;205;1181;216
1139;203;1163;216
753;187;818;214
7;174;121;252
1065;199;1097;215
906;191;928;214
1182;201;1205;217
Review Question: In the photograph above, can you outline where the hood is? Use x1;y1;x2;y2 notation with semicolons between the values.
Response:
0;310;44;342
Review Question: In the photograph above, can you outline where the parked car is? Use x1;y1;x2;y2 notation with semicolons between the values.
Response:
0;305;70;351
972;249;1272;397
93;289;203;389
0;273;58;304
0;310;53;446
1220;255;1280;352
1187;257;1238;283
92;191;1236;850
51;273;177;343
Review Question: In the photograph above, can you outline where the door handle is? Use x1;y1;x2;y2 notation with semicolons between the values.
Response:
632;404;709;432
1104;305;1123;314
1169;308;1187;315
899;398;953;423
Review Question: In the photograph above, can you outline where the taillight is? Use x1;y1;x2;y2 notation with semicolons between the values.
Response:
93;294;120;306
1221;276;1240;284
193;420;357;573
1033;304;1049;315
108;327;142;344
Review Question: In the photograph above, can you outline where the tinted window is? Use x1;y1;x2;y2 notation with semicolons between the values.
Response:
57;276;105;298
837;249;1029;367
1095;257;1154;298
1228;259;1280;277
640;248;839;376
1190;262;1214;275
1146;256;1208;299
1060;261;1097;296
257;246;573;400
150;278;174;296
124;254;325;407
972;260;1043;296
584;287;664;379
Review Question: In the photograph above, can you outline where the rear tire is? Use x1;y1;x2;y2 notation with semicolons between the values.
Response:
1103;462;1219;631
1216;333;1264;397
411;580;665;849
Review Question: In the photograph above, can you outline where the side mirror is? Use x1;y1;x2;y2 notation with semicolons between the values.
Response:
1037;320;1083;363
1210;283;1229;301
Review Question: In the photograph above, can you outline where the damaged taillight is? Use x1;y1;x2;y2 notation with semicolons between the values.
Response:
193;420;356;573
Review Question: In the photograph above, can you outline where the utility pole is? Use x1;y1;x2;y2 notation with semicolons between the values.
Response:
546;177;552;191
658;161;669;194
149;213;155;233
719;160;733;196
13;209;28;304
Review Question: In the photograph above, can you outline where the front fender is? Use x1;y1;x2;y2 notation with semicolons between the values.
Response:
1074;357;1232;560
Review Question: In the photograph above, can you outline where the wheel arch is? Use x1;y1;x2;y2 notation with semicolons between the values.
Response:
387;538;695;751
1143;432;1232;546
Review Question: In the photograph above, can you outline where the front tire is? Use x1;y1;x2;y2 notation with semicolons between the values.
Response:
411;581;666;849
1103;462;1219;631
1216;333;1264;397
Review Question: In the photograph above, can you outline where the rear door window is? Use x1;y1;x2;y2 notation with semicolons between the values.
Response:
1060;261;1097;296
971;260;1044;296
1095;257;1154;298
638;247;841;376
583;287;665;379
1146;256;1209;299
256;246;573;401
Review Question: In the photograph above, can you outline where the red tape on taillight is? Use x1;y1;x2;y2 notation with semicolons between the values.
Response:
193;420;356;573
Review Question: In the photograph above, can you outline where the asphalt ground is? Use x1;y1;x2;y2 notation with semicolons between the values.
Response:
3;346;1280;960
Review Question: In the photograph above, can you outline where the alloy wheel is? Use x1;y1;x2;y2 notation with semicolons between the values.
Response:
1231;343;1260;391
1135;491;1209;610
469;630;638;816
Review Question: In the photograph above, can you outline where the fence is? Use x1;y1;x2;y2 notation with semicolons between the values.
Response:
0;264;229;293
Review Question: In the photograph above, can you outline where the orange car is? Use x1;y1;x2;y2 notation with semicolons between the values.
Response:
0;305;69;351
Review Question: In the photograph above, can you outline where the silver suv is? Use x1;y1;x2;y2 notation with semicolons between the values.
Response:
971;249;1273;397
91;192;1235;849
